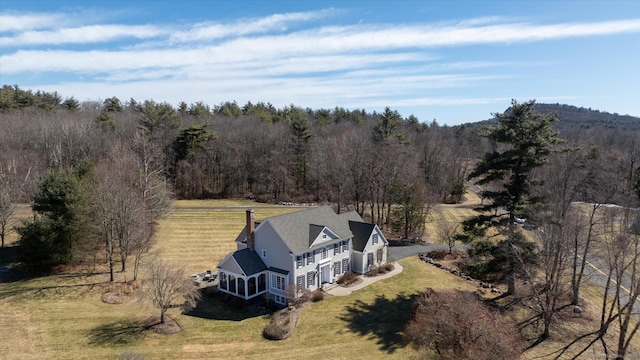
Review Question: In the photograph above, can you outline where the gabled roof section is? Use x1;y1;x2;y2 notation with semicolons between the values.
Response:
234;222;260;244
266;206;356;254
349;221;377;252
308;224;324;246
231;248;268;276
339;210;365;223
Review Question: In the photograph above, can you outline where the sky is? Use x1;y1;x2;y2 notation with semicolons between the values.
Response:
1;1;639;125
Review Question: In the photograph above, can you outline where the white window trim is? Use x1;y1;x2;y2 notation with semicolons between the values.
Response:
271;274;286;291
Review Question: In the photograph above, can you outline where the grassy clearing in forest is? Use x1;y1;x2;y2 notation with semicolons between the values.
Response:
1;200;637;359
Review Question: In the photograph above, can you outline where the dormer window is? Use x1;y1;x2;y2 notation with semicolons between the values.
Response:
262;249;267;258
322;234;327;239
373;234;378;244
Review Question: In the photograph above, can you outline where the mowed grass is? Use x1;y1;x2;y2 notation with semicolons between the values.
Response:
155;204;302;274
423;192;480;243
2;200;637;359
0;202;477;360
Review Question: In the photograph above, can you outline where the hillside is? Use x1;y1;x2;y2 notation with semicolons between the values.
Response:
468;103;640;131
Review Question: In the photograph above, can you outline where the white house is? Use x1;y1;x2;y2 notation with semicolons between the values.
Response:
216;206;389;305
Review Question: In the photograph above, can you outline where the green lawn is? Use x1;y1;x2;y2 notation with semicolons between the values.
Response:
1;200;636;359
1;202;474;359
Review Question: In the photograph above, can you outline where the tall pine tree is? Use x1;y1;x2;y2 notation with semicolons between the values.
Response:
463;99;562;294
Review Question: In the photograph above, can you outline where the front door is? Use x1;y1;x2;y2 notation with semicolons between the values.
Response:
320;263;330;284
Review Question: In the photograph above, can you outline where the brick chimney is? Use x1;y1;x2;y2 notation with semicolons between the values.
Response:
246;209;255;249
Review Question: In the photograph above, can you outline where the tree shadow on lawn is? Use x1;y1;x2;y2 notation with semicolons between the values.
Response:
0;244;114;299
0;277;111;300
340;292;417;354
184;294;273;322
88;320;147;346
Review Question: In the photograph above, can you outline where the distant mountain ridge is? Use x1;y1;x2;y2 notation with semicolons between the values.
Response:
469;103;640;131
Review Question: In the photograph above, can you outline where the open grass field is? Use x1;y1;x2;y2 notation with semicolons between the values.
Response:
1;199;637;359
423;191;482;243
0;201;477;359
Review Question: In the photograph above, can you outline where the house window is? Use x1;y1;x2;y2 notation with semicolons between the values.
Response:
306;252;314;265
321;247;328;260
307;271;315;286
297;275;305;289
219;272;227;291
248;277;256;296
258;274;266;292
334;261;340;276
342;240;348;252
262;249;267;258
296;255;303;268
271;274;285;291
229;275;237;293
333;243;339;255
342;258;349;273
367;252;374;267
372;234;378;245
237;278;246;297
322;234;327;239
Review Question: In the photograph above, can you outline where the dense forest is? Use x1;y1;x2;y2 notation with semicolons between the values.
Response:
2;85;640;356
1;84;639;232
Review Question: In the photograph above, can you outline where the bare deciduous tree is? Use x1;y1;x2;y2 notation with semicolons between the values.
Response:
535;216;573;340
92;149;149;280
0;183;15;247
553;208;640;359
435;215;460;254
141;260;201;324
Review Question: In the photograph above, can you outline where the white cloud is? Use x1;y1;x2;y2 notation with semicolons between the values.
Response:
1;24;169;46
168;8;339;42
1;17;633;77
0;12;68;32
2;8;639;123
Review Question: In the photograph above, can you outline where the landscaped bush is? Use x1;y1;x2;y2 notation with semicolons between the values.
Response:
425;249;448;260
336;271;360;286
382;263;395;272
364;263;395;277
285;285;311;306
309;289;326;302
263;306;300;340
405;288;524;359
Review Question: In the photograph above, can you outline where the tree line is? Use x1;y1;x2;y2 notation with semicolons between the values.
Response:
1;85;639;356
0;85;485;239
0;85;638;247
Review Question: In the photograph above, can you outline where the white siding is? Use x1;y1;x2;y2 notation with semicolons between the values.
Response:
254;221;294;275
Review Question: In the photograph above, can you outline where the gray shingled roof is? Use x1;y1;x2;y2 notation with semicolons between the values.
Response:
232;248;268;276
235;222;261;244
265;206;364;254
348;221;376;252
308;224;325;246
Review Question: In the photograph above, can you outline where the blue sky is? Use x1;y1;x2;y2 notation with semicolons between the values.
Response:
1;1;639;125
